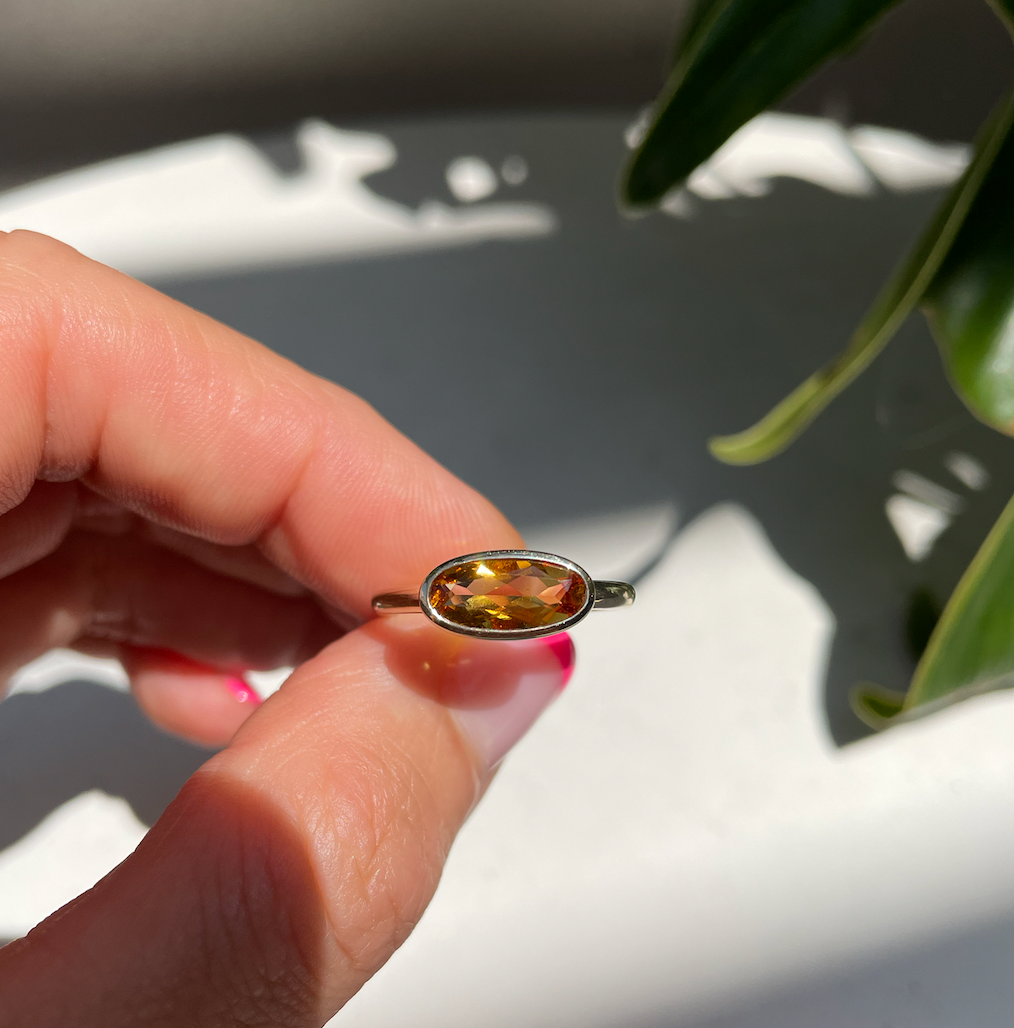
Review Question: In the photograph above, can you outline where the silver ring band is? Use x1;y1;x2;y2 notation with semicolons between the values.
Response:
373;580;635;613
371;550;635;640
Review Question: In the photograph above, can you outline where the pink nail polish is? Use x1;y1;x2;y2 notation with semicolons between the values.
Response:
225;676;261;706
543;632;576;689
450;632;574;770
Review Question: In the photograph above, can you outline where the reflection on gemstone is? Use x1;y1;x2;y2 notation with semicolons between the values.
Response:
428;557;588;632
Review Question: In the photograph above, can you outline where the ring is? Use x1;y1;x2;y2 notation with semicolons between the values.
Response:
371;550;635;640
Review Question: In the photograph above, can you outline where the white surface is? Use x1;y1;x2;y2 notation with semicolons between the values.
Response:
0;121;555;279
689;114;876;199
946;450;991;491
656;113;971;216
886;493;953;562
8;649;290;700
8;649;129;696
0;114;968;281
893;469;964;516
884;469;965;562
445;156;499;202
850;125;971;192
0;791;146;937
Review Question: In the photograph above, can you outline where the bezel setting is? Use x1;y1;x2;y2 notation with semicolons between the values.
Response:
419;549;596;640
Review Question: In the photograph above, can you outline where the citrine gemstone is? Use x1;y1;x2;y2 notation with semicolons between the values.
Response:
428;557;588;632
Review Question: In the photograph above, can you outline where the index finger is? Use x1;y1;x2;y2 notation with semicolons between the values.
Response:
0;231;522;619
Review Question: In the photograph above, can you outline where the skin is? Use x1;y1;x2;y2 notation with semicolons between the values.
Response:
0;229;549;1026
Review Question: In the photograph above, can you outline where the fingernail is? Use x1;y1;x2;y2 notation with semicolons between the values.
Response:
451;632;575;770
544;632;576;688
224;676;262;706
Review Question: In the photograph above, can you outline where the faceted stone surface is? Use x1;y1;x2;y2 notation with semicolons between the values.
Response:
428;557;588;632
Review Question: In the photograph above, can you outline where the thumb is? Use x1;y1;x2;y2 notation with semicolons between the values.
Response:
0;619;574;1028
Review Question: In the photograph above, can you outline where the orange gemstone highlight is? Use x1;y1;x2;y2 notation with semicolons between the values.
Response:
428;557;588;632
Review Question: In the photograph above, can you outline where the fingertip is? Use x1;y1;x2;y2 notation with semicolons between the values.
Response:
370;619;573;770
543;631;576;688
224;675;262;706
125;647;261;748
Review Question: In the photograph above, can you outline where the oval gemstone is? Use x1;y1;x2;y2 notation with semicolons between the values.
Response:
428;557;588;632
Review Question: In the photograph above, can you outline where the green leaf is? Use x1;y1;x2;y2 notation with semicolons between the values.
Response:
905;141;1014;713
622;0;902;207
904;585;942;662
671;0;727;63
920;1;1014;434
850;683;906;730
922;111;1014;433
710;88;1014;465
989;0;1014;35
903;488;1014;714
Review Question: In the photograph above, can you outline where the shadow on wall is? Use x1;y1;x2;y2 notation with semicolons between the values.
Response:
153;115;1014;747
0;682;211;849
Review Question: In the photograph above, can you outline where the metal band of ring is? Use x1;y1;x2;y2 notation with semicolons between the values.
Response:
370;549;635;640
372;580;635;614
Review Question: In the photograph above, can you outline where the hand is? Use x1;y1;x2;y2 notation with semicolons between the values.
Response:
0;231;574;1027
